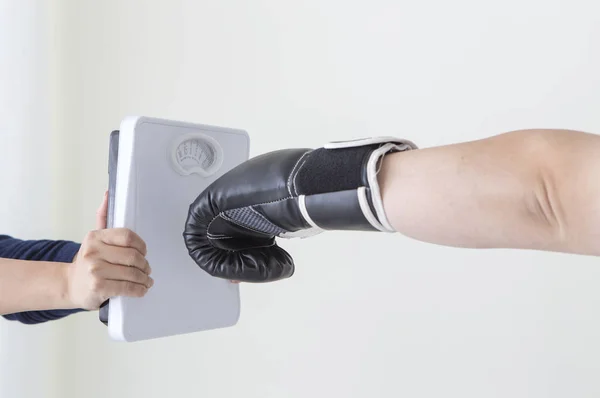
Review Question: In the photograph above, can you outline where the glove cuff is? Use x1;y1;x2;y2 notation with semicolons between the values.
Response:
293;137;417;233
365;141;414;232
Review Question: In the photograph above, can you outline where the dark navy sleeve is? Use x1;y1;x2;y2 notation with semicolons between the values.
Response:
0;234;86;325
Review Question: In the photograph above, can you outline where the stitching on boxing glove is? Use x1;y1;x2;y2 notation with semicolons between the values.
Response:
287;151;311;196
205;196;296;236
203;196;300;252
206;213;277;252
248;206;275;226
206;213;225;235
224;207;287;236
220;213;268;236
207;232;234;239
291;153;312;196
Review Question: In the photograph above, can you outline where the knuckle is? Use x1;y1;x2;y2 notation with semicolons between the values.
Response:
81;247;97;262
126;282;147;297
128;268;144;283
126;249;142;266
89;261;102;275
135;251;145;265
123;229;136;246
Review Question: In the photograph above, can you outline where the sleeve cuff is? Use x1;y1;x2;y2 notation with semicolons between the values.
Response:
55;241;81;263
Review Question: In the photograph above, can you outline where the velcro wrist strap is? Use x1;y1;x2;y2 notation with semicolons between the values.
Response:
293;136;417;233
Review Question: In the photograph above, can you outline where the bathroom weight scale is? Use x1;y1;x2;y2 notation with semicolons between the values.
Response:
100;116;250;342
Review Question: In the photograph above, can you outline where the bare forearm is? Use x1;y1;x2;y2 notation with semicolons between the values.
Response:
0;259;74;315
379;129;600;255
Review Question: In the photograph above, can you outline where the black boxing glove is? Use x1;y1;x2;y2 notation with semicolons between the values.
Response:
183;137;417;282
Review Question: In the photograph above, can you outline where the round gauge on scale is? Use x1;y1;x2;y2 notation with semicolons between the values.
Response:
170;132;224;177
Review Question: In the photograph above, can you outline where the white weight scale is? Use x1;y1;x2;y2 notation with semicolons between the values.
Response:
101;116;250;342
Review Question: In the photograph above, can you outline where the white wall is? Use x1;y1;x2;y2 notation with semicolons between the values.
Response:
2;1;600;397
0;1;70;398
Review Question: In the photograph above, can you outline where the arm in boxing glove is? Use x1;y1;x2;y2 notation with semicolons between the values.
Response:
184;136;414;282
184;128;600;283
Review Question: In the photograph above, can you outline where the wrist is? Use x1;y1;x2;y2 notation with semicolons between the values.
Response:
54;261;77;310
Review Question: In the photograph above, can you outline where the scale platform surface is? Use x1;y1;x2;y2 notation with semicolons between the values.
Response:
102;116;249;342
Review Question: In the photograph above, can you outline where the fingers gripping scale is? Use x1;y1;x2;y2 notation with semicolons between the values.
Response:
183;136;417;283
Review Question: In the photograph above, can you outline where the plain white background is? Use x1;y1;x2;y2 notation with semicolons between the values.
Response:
2;1;600;397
